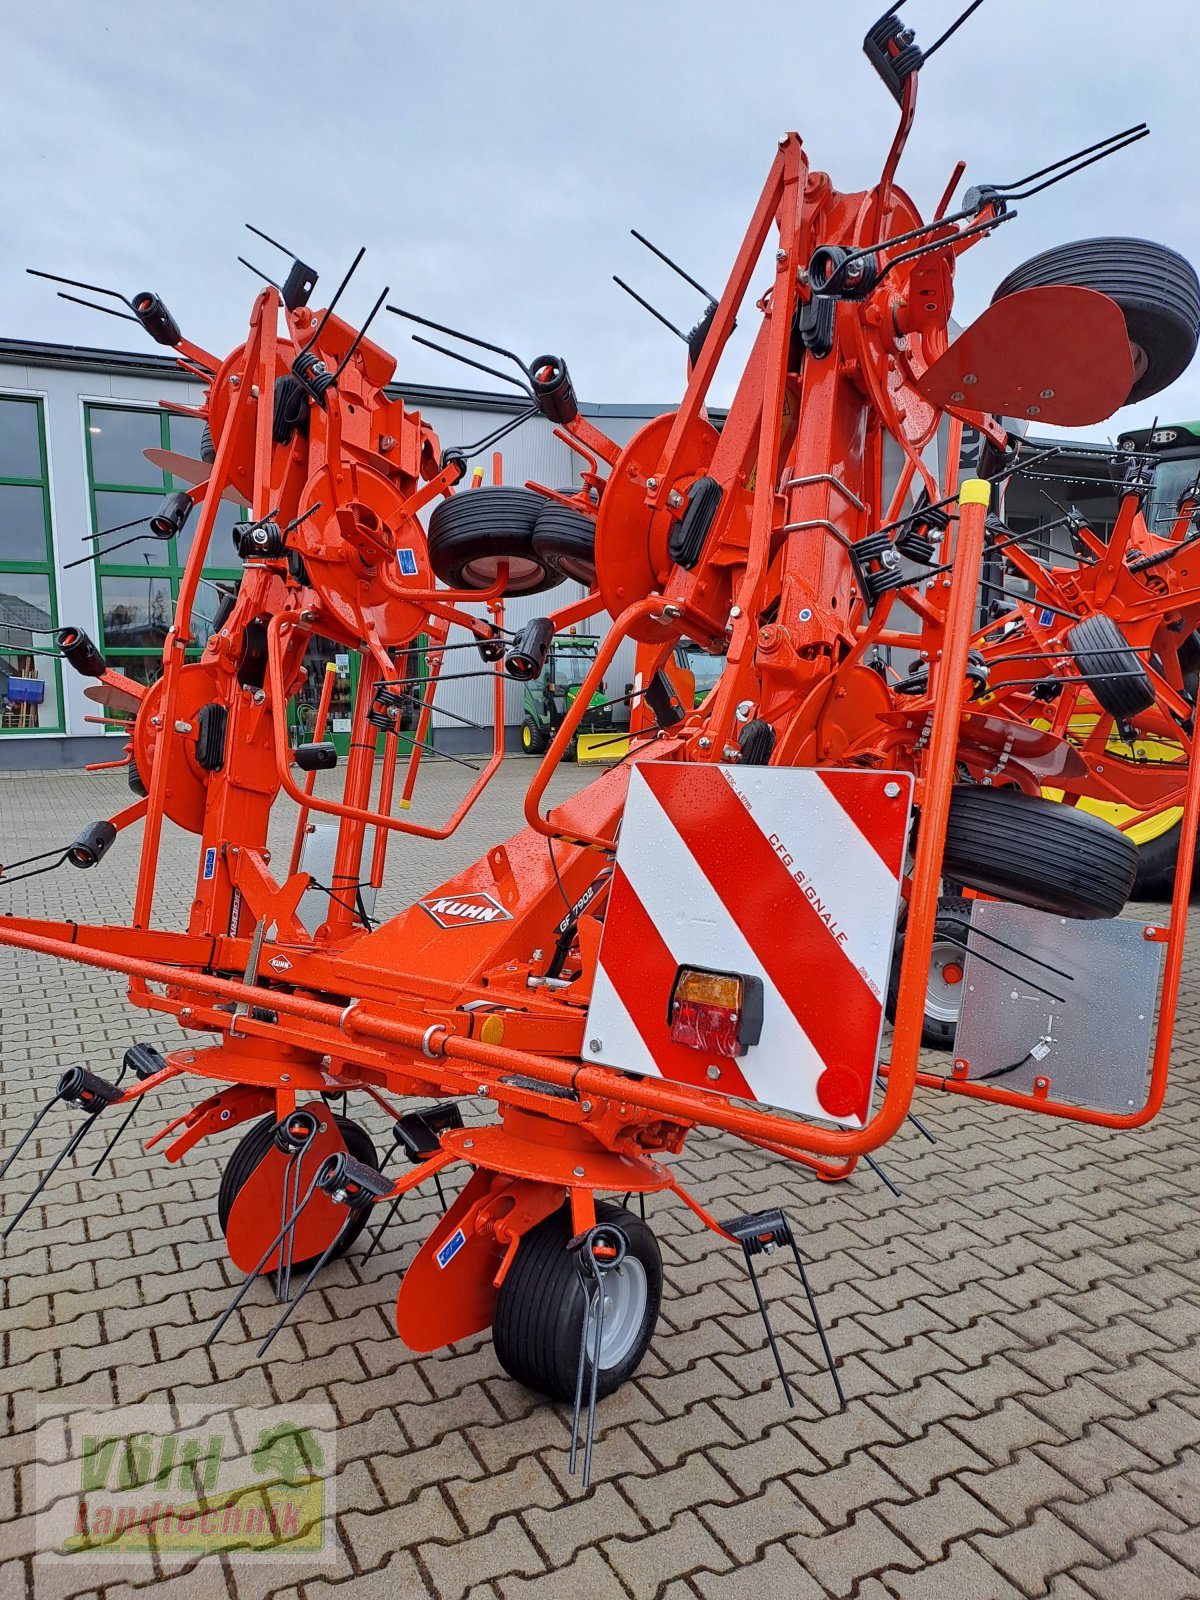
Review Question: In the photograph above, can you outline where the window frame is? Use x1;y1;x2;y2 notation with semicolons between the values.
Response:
0;391;64;735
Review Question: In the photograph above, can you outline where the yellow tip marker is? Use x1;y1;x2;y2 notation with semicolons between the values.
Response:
958;478;991;508
471;467;485;488
324;662;337;675
399;798;411;810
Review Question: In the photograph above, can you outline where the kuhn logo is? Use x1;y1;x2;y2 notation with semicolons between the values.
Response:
267;955;293;974
419;892;513;929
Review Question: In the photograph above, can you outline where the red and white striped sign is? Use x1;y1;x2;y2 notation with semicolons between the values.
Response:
585;764;912;1126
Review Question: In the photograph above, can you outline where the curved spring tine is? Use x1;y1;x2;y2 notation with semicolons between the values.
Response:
205;1166;325;1347
256;1208;358;1357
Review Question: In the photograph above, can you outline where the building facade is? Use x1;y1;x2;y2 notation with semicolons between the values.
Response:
0;337;665;769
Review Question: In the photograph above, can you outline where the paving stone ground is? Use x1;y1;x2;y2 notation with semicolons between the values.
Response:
1;762;1199;1600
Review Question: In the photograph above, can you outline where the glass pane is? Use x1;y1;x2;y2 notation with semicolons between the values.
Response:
93;486;171;569
100;574;173;651
0;483;49;564
168;413;207;461
93;490;171;566
0;572;59;731
0;398;43;481
179;496;242;569
88;407;165;489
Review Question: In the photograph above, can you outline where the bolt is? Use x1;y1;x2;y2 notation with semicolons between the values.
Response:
698;736;712;750
280;1073;290;1083
667;489;684;508
380;435;395;451
707;1065;721;1080
301;609;318;623
729;606;742;620
884;781;901;798
181;1007;192;1019
531;948;544;962
250;384;260;398
776;249;787;264
646;476;658;491
150;715;161;727
963;373;977;385
1040;388;1055;400
573;1165;586;1178
950;391;966;403
898;26;916;43
173;720;192;734
463;1138;474;1149
1027;405;1041;417
252;690;266;705
220;1109;230;1121
722;744;740;760
230;375;240;387
581;1099;592;1113
735;700;755;721
588;1039;603;1054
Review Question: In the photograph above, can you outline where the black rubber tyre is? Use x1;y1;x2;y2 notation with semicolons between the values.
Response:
1131;821;1190;900
939;785;1138;920
493;1202;662;1402
428;488;563;596
886;895;971;1049
991;237;1200;406
531;502;597;585
520;718;549;755
1067;614;1155;719
217;1114;378;1266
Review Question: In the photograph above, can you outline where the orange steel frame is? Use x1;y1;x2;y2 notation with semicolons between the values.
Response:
2;49;1197;1333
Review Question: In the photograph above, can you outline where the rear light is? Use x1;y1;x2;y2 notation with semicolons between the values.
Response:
669;967;763;1058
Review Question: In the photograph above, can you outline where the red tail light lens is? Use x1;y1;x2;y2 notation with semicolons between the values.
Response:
668;968;763;1058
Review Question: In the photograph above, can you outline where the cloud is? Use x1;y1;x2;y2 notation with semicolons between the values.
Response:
3;0;1197;437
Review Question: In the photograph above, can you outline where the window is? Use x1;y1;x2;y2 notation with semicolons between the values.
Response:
86;404;243;689
0;396;63;733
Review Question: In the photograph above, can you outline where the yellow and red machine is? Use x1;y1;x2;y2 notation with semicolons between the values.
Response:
4;3;1200;1481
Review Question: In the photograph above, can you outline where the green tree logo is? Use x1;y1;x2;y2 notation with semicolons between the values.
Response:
251;1424;324;1485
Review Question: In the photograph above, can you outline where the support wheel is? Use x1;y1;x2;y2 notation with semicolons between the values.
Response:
939;785;1138;920
428;487;563;596
217;1114;378;1266
991;237;1200;406
532;502;597;585
492;1202;661;1402
1066;614;1155;719
886;895;970;1048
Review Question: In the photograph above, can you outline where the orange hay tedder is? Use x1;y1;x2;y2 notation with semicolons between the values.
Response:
4;3;1200;1484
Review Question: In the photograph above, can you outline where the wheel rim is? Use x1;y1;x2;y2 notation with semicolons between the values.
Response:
522;725;532;749
584;1258;648;1368
927;937;965;1024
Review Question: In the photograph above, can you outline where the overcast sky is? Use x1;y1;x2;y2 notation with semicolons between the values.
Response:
3;0;1198;443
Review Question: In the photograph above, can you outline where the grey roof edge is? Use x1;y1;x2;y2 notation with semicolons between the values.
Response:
0;336;680;420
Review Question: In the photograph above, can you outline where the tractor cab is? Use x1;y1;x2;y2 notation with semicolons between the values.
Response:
520;631;613;760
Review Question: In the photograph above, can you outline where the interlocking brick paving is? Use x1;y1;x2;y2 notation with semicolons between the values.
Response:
2;763;1198;1599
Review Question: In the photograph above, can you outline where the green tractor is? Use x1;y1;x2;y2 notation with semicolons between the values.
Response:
520;632;615;760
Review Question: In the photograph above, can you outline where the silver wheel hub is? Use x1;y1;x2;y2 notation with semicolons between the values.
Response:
926;936;965;1024
583;1258;648;1368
